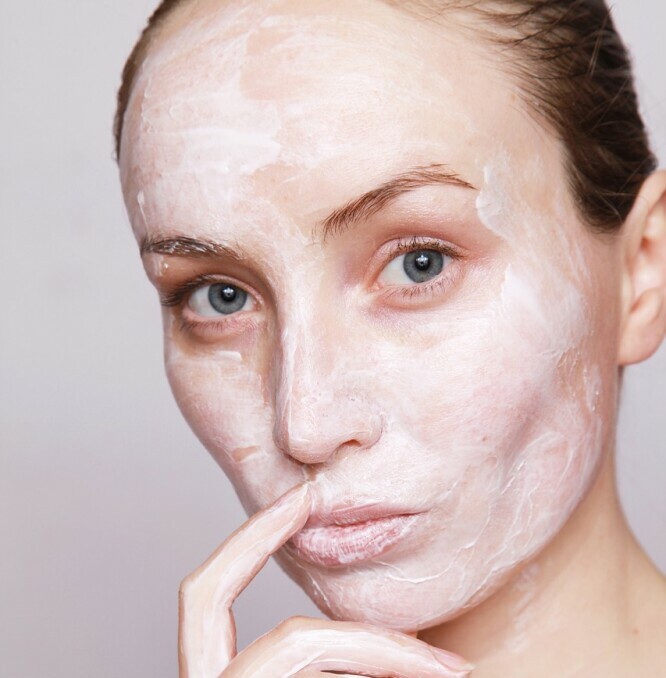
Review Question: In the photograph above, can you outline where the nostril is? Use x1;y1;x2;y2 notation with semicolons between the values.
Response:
340;439;363;451
272;394;384;465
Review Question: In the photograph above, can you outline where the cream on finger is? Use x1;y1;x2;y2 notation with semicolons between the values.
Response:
224;616;473;677
179;482;313;678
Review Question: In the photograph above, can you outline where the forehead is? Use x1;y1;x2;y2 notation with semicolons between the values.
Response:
120;0;561;241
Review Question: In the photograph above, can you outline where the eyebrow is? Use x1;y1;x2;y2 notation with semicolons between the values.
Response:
317;163;475;242
140;163;475;257
140;235;245;259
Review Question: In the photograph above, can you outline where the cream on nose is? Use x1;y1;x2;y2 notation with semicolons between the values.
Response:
273;390;383;465
270;292;383;465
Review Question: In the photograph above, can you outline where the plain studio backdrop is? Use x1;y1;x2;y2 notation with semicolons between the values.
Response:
1;2;664;676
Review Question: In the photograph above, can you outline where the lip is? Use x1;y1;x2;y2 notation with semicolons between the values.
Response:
286;504;425;567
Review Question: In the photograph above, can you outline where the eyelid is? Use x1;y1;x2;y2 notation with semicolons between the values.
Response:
380;235;461;264
177;310;260;341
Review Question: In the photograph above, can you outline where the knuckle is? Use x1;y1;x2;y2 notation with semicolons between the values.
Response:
275;615;314;637
178;573;198;600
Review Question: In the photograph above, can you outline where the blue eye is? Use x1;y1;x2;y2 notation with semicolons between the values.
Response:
188;283;254;317
403;250;445;282
380;249;449;286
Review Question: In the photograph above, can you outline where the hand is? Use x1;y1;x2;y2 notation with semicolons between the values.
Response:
178;483;474;677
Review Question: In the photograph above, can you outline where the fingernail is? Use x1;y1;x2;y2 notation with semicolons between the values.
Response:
276;483;311;507
430;647;475;673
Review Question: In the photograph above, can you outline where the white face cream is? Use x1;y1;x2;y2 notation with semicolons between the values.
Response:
120;0;622;632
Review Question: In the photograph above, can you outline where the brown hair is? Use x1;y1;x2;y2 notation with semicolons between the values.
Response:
114;0;657;233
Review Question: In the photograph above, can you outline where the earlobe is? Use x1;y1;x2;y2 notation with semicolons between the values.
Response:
618;169;666;366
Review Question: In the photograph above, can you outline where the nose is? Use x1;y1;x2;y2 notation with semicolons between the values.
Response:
274;390;383;465
272;325;383;466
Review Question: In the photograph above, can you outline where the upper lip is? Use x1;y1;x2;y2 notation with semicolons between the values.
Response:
302;502;424;529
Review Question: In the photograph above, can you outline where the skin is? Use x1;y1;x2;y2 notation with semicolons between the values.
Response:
178;483;472;676
118;0;666;675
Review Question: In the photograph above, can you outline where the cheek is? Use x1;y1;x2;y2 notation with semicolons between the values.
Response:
163;330;301;509
373;269;585;475
397;282;601;546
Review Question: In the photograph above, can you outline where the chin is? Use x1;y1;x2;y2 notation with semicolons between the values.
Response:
273;545;521;631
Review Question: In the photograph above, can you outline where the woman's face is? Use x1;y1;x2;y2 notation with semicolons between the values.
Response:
120;0;622;630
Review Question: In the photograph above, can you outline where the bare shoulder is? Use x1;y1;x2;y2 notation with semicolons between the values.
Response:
630;560;666;675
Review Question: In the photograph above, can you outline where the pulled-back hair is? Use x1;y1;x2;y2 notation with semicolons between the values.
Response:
114;0;657;233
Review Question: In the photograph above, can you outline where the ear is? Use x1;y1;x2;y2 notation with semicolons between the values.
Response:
618;170;666;366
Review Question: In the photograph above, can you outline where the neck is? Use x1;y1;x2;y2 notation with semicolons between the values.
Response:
418;449;665;677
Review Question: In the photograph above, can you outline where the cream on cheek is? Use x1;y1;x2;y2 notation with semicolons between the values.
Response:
163;324;289;513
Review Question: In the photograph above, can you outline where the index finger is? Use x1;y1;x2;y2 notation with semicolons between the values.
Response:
179;482;312;678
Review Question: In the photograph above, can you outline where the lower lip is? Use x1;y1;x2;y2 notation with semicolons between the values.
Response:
286;514;422;567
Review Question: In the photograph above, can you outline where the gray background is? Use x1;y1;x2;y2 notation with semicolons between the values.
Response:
1;2;664;676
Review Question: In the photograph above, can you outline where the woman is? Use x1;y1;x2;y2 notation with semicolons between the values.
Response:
114;1;666;675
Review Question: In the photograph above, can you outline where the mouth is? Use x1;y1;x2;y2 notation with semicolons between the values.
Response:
285;504;425;567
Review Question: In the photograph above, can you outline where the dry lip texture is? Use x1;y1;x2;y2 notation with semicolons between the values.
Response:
287;513;423;567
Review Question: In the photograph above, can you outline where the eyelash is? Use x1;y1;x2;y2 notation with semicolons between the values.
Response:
178;312;258;339
160;236;462;335
160;274;228;309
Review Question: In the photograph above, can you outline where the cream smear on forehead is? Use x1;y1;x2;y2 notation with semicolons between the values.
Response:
120;0;475;244
121;3;282;239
